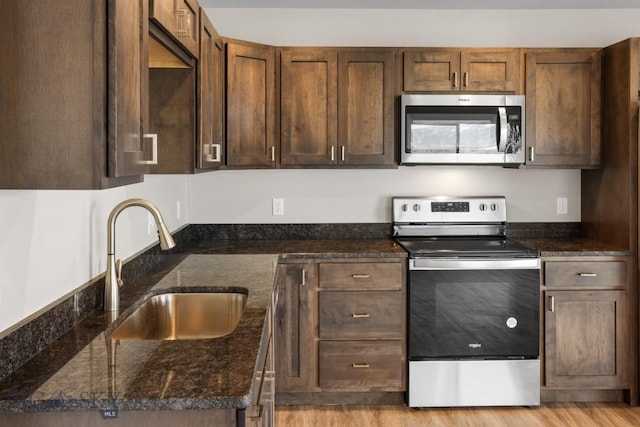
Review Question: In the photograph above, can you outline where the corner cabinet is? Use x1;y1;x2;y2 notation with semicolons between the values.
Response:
402;48;521;93
541;257;632;401
280;48;396;167
0;0;149;189
275;257;406;404
524;49;602;168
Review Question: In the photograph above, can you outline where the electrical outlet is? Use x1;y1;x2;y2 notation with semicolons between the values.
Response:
557;197;568;215
272;198;284;216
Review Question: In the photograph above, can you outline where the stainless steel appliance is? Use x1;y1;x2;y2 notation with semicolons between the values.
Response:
392;196;540;408
400;94;525;166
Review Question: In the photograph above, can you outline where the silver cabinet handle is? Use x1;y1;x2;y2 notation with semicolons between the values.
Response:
143;133;158;165
352;274;370;279
271;146;275;162
206;143;221;162
341;146;345;162
529;146;535;162
578;273;597;277
301;269;306;286
352;363;370;368
464;71;469;87
330;146;335;161
176;8;191;37
351;313;370;318
549;295;555;312
452;71;458;88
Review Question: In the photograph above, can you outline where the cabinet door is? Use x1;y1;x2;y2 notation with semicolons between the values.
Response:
525;51;602;167
149;0;199;58
197;11;224;169
461;49;520;92
544;290;628;388
403;49;460;91
338;50;395;166
226;42;276;167
280;49;338;166
174;0;199;58
274;263;316;393
109;0;149;178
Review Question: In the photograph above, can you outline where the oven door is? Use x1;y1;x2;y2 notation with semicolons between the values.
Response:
408;258;540;360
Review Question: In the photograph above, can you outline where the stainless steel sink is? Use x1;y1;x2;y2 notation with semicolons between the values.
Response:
109;292;247;340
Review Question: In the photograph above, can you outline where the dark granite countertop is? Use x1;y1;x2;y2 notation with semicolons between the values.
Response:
0;239;406;414
516;238;631;257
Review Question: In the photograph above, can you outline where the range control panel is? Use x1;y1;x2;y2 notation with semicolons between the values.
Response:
392;196;507;224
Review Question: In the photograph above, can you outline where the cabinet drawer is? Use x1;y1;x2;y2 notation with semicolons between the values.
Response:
545;261;627;287
318;341;404;390
319;291;403;340
318;262;403;289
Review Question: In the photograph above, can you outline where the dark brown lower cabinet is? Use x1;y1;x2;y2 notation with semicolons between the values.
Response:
544;290;628;388
274;258;406;404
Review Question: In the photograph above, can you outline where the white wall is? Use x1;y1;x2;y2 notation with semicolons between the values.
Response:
188;168;581;224
0;176;188;335
2;7;640;335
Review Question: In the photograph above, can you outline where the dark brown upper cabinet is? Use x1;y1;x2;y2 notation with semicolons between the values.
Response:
197;9;225;170
226;40;277;168
150;0;200;59
525;49;602;168
0;0;149;189
403;48;521;93
280;48;395;167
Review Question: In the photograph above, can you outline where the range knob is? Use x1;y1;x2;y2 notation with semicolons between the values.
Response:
401;204;409;212
479;203;487;211
490;203;499;211
413;204;421;212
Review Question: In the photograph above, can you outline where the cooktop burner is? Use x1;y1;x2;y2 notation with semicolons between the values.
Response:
394;236;539;258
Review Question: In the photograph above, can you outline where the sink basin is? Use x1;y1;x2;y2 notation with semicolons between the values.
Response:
109;292;247;340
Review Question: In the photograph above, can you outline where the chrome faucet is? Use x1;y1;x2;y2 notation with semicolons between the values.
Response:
105;198;176;312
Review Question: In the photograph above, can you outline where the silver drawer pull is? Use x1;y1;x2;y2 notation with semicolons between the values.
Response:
352;363;370;368
351;313;370;318
352;274;370;279
578;273;597;277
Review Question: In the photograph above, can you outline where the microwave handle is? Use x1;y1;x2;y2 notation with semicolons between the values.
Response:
497;107;508;153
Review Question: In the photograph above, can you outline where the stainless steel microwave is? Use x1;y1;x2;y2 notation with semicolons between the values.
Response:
400;94;525;166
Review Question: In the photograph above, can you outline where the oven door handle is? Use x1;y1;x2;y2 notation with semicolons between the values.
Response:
410;258;540;270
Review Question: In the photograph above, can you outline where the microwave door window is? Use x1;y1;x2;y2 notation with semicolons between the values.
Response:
459;122;497;153
410;121;457;153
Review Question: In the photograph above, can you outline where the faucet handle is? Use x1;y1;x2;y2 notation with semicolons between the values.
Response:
115;259;123;287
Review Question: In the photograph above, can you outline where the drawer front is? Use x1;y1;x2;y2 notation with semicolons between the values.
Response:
318;341;404;390
318;262;403;290
545;261;627;287
319;291;403;340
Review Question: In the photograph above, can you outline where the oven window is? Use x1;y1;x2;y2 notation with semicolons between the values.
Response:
408;268;539;359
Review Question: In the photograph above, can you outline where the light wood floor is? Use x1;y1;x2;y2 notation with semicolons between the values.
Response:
276;403;640;426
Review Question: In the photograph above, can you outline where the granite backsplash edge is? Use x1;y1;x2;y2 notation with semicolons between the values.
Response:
0;222;578;382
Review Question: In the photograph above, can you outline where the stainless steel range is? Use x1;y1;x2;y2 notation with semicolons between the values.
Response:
392;196;541;408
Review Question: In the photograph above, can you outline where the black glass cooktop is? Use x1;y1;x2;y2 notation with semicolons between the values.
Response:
394;237;539;258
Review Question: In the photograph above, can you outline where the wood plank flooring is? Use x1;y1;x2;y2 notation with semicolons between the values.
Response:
276;403;640;426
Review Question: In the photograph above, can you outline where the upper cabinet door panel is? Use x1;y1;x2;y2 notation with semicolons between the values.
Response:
403;50;460;92
461;49;520;92
280;49;338;166
150;0;199;58
197;10;224;169
108;0;148;178
226;41;276;167
525;50;602;168
338;50;395;165
403;48;520;93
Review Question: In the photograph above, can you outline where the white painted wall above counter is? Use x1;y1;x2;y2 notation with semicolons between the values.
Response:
187;168;581;224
